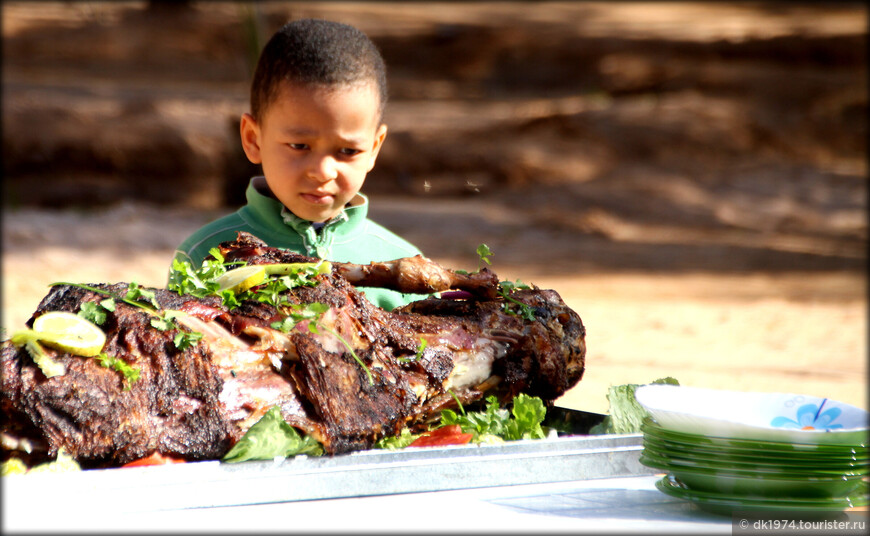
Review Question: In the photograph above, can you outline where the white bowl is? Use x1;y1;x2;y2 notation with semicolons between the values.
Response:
634;385;869;445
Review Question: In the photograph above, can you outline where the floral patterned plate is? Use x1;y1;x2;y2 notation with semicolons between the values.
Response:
635;385;869;445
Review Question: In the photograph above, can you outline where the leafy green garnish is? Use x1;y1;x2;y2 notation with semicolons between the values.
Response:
78;298;115;326
373;428;419;450
415;337;428;360
124;282;160;309
223;406;323;463
497;280;536;321
173;331;203;351
440;393;547;442
169;256;326;311
149;310;202;350
397;337;428;364
270;303;329;332
476;244;493;268
589;377;680;435
253;276;292;308
168;249;229;298
96;352;140;390
373;394;548;451
149;314;174;332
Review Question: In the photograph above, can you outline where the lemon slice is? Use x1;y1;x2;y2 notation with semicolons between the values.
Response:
32;311;106;357
264;261;332;276
215;265;267;293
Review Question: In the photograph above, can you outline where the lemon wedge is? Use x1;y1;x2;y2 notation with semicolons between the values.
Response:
215;265;267;293
32;311;107;357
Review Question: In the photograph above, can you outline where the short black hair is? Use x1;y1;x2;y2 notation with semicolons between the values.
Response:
250;18;388;123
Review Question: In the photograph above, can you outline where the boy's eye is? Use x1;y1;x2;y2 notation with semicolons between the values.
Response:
287;143;308;150
339;148;362;157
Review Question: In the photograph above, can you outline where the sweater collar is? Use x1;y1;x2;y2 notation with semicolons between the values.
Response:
249;176;369;233
247;176;369;257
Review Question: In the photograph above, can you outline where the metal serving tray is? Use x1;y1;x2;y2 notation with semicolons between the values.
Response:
2;409;654;513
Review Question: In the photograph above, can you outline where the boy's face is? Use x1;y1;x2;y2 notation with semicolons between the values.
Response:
240;82;387;223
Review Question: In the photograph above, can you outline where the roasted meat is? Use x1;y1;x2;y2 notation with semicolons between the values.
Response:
1;233;585;468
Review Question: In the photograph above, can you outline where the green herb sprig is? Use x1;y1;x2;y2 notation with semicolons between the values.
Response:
97;352;141;390
168;248;233;298
497;280;536;321
397;337;428;364
78;298;115;326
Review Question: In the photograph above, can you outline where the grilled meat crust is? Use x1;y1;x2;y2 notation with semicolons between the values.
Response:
1;233;586;467
1;284;235;466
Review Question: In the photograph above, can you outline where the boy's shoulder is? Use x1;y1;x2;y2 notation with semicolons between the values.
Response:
176;207;299;266
333;215;422;263
359;218;422;254
177;211;247;250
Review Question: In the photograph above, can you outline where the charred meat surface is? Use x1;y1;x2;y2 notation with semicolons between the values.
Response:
1;233;585;468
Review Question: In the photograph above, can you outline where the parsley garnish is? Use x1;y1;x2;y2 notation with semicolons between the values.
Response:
397;337;428;364
476;244;493;268
497;280;536;320
78;298;115;326
96;352;141;390
440;393;547;442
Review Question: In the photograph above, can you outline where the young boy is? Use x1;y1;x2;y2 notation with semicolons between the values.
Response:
173;18;424;310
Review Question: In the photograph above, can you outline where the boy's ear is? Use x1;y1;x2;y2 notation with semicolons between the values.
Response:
239;113;262;164
367;124;388;172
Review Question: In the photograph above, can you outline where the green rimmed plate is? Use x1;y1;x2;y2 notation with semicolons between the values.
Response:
643;438;870;474
655;474;869;516
641;453;866;498
643;421;868;456
641;447;867;480
642;433;869;467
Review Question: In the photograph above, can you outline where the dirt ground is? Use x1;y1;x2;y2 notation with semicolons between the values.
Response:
2;2;867;414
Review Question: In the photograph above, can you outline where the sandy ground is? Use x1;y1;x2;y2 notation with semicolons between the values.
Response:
2;201;865;415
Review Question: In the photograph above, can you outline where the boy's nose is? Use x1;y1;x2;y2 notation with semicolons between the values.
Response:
309;155;338;182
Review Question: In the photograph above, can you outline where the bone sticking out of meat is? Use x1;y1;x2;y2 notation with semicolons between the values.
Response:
218;232;500;298
1;232;585;467
332;256;500;299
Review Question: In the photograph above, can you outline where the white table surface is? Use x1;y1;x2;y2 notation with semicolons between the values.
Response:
2;474;735;534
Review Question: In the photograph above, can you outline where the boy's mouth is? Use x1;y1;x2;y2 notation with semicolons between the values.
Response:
301;192;335;205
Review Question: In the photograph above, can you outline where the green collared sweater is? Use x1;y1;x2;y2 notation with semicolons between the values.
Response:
173;178;425;310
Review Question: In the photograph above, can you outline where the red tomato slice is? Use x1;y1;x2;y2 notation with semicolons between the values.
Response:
122;452;186;467
408;424;474;447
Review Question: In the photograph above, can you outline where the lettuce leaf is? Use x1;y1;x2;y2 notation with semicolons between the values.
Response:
440;393;547;441
590;377;679;434
222;406;323;463
373;428;419;450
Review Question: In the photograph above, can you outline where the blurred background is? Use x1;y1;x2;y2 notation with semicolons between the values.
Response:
2;1;866;413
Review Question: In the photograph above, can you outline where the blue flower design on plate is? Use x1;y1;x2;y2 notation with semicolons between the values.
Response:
770;401;843;430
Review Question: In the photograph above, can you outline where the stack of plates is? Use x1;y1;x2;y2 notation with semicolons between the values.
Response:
634;385;869;515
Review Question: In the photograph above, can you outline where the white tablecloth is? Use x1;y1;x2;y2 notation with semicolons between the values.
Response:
3;474;734;534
